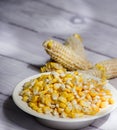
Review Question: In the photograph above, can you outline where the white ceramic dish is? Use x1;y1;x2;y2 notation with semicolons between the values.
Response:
12;73;117;130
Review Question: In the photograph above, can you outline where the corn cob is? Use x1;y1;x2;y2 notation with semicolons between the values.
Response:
80;58;117;79
43;35;92;71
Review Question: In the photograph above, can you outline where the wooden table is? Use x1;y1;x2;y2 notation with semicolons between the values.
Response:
0;0;117;130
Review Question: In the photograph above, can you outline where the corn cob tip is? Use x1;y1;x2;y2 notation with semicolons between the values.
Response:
43;40;53;49
73;33;82;42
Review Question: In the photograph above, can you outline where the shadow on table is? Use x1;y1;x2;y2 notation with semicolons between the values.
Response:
3;96;110;130
89;115;110;129
3;96;53;130
27;58;51;72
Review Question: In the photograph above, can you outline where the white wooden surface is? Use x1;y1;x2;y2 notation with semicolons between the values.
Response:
0;0;117;130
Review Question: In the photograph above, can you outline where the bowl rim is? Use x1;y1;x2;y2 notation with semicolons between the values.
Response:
12;72;117;122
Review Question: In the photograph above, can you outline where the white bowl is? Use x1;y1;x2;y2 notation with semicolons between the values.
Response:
12;73;117;130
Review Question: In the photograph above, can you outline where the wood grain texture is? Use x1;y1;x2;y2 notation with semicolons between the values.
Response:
0;0;117;59
0;55;39;95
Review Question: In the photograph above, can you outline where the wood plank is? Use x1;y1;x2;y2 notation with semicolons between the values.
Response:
0;0;117;58
0;55;39;95
0;21;50;65
0;96;52;130
40;0;117;28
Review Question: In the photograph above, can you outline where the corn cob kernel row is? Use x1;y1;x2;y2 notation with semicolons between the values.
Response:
20;71;114;118
43;39;92;70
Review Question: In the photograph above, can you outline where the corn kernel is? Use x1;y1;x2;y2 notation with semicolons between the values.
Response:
31;96;39;102
108;98;114;104
100;96;106;101
65;107;71;114
100;102;108;108
42;106;51;114
47;40;53;48
67;95;74;101
57;108;64;113
22;96;29;102
37;108;43;113
68;112;76;118
58;96;67;103
52;93;59;100
59;102;66;108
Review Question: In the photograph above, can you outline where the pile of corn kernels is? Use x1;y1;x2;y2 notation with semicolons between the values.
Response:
20;70;114;118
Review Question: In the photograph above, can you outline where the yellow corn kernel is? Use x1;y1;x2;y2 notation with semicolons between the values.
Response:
76;86;82;92
67;95;74;101
23;81;31;89
77;112;84;117
65;88;71;93
86;94;92;100
79;100;86;107
90;111;97;115
55;69;65;74
78;77;83;82
89;91;97;97
57;108;64;113
59;102;66;108
38;103;44;108
104;89;112;96
68;112;76;118
58;96;67;103
40;90;47;96
52;92;59;100
33;79;39;85
78;91;84;97
51;78;58;84
32;87;39;94
100;102;107;108
21;88;30;95
108;98;114;104
46;40;53;48
31;96;39;102
40;67;46;72
65;107;71;114
45;99;51;106
42;106;51;114
22;95;29;102
65;73;72;78
28;102;36;108
37;108;43;113
66;81;73;87
32;105;38;111
73;71;79;75
92;106;99;113
100;96;106;101
60;92;68;98
96;100;101;107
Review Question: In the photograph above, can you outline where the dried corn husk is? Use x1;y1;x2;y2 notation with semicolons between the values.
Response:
80;58;117;79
